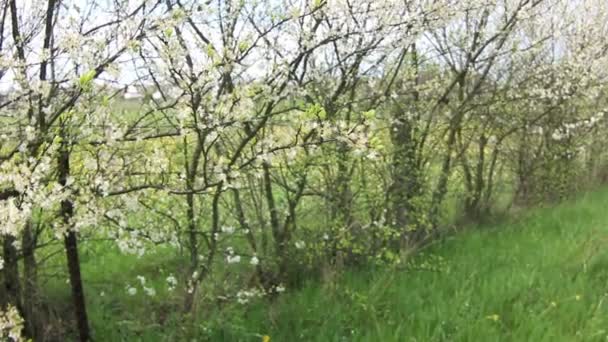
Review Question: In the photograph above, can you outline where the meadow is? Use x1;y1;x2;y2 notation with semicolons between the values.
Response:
34;187;608;341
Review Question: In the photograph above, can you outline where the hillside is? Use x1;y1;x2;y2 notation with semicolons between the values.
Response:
198;189;608;341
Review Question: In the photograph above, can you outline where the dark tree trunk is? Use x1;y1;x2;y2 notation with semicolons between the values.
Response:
183;185;221;313
2;235;22;311
429;74;467;230
184;137;204;275
462;134;487;221
429;120;458;228
63;231;89;342
262;162;285;275
22;221;39;338
185;190;198;271
335;146;354;229
59;140;90;342
232;189;268;286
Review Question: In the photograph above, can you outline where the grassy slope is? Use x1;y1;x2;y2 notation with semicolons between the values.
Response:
49;187;608;341
210;188;608;341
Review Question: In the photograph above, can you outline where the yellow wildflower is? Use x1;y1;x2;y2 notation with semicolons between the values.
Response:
486;314;500;322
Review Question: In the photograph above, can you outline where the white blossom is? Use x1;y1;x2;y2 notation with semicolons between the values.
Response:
227;254;241;264
221;225;236;235
166;275;178;291
143;286;156;297
127;287;137;296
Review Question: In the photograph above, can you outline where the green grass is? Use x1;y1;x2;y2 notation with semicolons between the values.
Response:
204;188;608;341
46;187;608;341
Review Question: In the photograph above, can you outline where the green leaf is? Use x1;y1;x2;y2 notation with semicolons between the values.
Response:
238;41;250;53
206;44;215;58
304;104;326;120
79;69;96;89
363;109;376;120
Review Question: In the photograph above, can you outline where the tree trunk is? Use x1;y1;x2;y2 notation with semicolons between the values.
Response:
389;117;420;231
184;136;204;275
464;134;487;221
64;231;89;341
335;148;354;229
429;74;466;229
389;44;424;244
59;140;90;342
22;221;39;338
262;162;285;276
2;236;22;311
183;186;221;313
429;122;458;229
185;191;198;272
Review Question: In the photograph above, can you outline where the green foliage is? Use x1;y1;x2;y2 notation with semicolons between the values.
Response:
303;103;327;121
78;70;96;91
